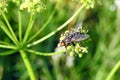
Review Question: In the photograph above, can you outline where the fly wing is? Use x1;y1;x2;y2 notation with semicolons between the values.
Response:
73;22;83;32
71;33;89;42
70;22;83;35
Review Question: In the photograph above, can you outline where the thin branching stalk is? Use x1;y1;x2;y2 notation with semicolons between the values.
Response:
18;10;22;42
0;44;17;49
0;21;19;46
25;49;66;56
23;14;35;44
106;60;120;80
0;41;12;45
27;10;56;43
19;50;36;80
0;49;18;56
2;12;19;46
27;3;86;47
27;0;61;43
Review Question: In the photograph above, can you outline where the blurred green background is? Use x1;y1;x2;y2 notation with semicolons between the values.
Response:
0;0;120;80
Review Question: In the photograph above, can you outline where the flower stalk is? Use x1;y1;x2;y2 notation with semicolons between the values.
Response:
27;3;86;47
19;50;36;80
106;60;120;80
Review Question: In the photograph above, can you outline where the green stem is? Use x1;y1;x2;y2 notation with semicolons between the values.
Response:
27;10;56;43
23;14;35;44
25;49;66;56
2;12;19;46
0;49;18;56
27;0;61;43
0;21;19;47
106;60;120;80
0;44;17;49
19;50;36;80
0;40;12;45
18;10;22;42
27;4;86;47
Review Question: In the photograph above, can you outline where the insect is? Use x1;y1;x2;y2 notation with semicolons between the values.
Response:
60;22;89;47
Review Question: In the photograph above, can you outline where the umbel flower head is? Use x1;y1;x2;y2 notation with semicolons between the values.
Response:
0;0;8;15
80;0;95;9
20;0;46;15
72;0;102;9
58;23;89;58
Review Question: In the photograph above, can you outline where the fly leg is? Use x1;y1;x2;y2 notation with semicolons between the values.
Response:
71;42;75;46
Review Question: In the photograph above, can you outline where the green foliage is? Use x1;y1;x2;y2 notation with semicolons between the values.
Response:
0;0;120;80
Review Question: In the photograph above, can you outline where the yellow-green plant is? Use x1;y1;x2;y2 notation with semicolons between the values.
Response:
2;0;116;80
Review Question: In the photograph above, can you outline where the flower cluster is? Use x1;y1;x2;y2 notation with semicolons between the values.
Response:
73;0;102;9
65;43;88;58
58;26;89;58
11;0;21;6
20;0;46;15
73;0;95;9
80;0;95;9
0;0;8;15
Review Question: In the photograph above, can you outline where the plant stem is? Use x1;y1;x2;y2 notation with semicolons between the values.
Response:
27;0;61;43
2;13;19;46
27;4;86;47
18;10;22;42
0;40;12;45
0;44;17;49
27;10;56;43
106;60;120;80
0;21;19;47
25;49;66;56
23;14;35;44
0;49;18;56
19;50;36;80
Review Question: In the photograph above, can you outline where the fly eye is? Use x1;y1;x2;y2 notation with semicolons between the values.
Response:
61;41;65;46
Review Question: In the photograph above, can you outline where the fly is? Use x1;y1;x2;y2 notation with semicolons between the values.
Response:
60;22;89;47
